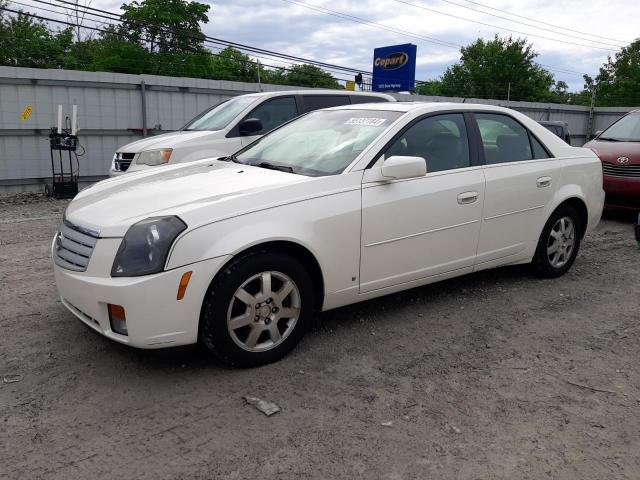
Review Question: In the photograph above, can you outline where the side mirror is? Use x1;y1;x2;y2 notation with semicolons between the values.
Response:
594;130;603;138
380;155;427;180
239;118;263;136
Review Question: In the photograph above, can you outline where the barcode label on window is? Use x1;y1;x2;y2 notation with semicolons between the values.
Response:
344;118;387;126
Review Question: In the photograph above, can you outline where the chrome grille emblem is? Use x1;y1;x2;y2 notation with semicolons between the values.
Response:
617;156;630;164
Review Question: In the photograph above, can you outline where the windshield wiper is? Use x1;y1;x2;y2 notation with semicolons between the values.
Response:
598;137;622;142
224;154;243;164
256;162;295;174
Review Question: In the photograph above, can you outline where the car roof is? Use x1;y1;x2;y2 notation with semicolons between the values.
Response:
239;90;395;100
538;120;568;126
324;101;521;114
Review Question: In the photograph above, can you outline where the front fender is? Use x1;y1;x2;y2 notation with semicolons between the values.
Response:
166;184;363;298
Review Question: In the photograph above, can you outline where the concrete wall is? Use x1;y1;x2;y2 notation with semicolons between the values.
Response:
0;66;637;193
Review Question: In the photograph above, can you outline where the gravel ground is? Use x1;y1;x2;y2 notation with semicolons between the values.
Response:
1;193;639;480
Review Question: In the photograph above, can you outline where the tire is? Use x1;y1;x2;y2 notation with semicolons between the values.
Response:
530;204;583;278
200;251;315;367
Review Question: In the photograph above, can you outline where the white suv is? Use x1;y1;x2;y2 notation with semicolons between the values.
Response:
110;90;395;176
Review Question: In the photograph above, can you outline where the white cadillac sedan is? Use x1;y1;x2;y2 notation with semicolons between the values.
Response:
52;103;604;367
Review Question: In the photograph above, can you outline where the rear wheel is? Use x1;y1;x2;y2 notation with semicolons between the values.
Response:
200;251;314;367
531;204;582;278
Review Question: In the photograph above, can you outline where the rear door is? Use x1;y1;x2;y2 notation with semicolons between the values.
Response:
473;112;562;266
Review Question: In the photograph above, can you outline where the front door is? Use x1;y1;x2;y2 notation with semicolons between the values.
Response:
360;113;485;293
239;96;299;146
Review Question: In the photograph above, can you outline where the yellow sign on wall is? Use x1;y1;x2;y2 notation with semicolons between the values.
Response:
20;105;33;122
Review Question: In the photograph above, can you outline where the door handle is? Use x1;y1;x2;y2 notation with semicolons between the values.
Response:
457;191;479;205
536;176;552;188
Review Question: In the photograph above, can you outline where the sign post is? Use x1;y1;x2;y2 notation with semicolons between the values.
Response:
372;43;417;92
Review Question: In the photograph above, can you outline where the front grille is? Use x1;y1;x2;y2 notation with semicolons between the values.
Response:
602;162;640;178
54;222;99;272
113;152;135;172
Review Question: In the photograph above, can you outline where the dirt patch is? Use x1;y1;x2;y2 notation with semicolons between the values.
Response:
1;195;639;479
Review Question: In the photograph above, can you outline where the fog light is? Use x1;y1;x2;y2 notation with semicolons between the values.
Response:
108;304;128;335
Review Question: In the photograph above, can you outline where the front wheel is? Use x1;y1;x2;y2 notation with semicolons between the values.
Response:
200;251;314;367
530;204;582;278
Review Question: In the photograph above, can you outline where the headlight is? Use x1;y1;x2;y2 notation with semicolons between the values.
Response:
111;216;186;277
137;149;173;166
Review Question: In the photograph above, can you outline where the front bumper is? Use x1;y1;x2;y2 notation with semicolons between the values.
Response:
603;175;640;210
52;237;231;348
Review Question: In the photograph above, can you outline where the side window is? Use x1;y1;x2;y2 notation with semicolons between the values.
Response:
531;135;551;159
384;114;470;173
350;95;388;104
476;113;536;164
303;95;350;112
245;97;298;134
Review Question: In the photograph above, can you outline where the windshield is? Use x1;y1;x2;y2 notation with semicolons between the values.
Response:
599;112;640;141
234;109;402;176
183;96;257;131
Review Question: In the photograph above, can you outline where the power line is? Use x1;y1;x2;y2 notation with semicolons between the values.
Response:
18;0;364;80
280;0;461;49
24;0;428;85
43;0;373;77
280;0;595;78
286;0;618;52
439;0;631;44
0;6;359;84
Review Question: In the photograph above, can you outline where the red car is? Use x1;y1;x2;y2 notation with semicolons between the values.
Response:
585;110;640;210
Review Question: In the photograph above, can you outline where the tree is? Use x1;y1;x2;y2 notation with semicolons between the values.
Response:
119;0;210;54
427;35;556;102
207;47;259;82
0;6;74;68
280;64;340;89
589;40;640;106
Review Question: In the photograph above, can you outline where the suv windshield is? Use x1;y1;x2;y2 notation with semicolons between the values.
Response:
183;96;257;131
599;112;640;141
234;109;402;176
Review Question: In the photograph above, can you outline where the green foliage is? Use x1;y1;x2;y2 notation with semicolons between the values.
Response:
119;0;210;54
0;0;335;90
434;36;557;102
590;40;640;106
0;9;74;68
277;64;341;89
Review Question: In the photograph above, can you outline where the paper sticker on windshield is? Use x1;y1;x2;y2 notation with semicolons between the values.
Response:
344;117;387;126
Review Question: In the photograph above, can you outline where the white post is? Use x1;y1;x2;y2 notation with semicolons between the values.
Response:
57;105;63;133
71;105;78;135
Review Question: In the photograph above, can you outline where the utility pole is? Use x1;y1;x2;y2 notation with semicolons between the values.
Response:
507;82;511;103
256;59;262;92
586;86;597;140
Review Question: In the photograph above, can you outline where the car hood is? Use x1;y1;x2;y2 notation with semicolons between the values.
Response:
584;140;640;165
117;130;220;153
65;160;308;237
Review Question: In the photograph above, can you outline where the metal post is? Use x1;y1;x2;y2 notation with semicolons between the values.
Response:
507;82;511;102
586;86;596;140
257;59;262;92
140;80;148;138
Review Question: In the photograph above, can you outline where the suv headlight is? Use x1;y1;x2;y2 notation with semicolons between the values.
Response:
111;216;186;277
137;149;173;166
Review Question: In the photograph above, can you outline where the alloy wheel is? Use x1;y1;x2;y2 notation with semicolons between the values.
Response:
547;216;576;269
226;271;301;352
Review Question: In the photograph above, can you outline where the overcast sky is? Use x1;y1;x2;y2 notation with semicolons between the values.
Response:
93;0;640;91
